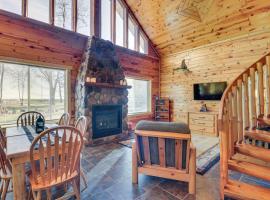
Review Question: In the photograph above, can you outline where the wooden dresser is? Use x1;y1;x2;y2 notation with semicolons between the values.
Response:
188;112;218;137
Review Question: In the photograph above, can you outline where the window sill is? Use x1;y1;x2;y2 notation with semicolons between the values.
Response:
128;112;152;118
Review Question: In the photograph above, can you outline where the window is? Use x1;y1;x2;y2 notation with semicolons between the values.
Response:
0;0;22;15
54;0;72;30
101;0;112;41
0;62;67;125
139;32;148;54
126;78;151;114
77;0;91;36
128;16;137;50
115;0;124;46
28;0;50;23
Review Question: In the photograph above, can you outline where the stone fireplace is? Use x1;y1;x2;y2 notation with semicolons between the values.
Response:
75;36;129;144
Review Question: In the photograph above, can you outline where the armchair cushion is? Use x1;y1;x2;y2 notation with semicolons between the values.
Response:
135;120;190;134
135;120;190;168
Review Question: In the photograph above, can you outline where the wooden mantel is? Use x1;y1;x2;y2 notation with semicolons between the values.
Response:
85;82;132;89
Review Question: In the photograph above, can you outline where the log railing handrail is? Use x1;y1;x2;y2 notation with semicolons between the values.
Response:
218;52;270;124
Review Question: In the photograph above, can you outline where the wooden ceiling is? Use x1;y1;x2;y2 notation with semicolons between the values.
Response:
125;0;270;56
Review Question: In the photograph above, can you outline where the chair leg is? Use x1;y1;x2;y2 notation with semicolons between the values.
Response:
32;190;41;200
132;143;138;184
46;189;51;200
189;146;196;194
72;179;80;200
1;179;10;200
80;169;88;191
0;179;4;195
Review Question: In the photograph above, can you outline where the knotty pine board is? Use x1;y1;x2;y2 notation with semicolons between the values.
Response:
160;31;270;122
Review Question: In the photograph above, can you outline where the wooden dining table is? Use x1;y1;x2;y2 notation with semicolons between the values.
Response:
6;124;58;200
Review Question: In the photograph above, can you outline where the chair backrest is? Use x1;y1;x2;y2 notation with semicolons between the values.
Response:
75;116;87;139
17;111;45;127
58;113;70;126
135;130;191;171
0;129;6;149
0;142;12;175
29;126;83;185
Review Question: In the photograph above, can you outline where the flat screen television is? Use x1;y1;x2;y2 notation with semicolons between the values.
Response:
193;82;227;100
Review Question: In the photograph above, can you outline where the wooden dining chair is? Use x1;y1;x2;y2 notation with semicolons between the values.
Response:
28;126;83;200
58;113;70;126
17;111;45;127
75;116;88;191
0;142;12;200
0;129;6;149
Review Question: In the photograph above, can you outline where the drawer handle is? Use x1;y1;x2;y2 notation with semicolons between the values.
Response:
198;117;206;119
197;122;205;125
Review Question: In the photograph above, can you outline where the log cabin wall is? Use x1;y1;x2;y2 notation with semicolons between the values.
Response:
160;31;270;123
122;0;270;123
0;10;160;121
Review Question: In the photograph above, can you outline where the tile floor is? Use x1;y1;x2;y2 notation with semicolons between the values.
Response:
7;142;270;200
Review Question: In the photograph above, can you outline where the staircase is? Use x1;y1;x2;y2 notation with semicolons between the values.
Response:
219;53;270;200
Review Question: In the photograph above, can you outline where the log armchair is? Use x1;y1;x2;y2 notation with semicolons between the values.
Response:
132;120;196;194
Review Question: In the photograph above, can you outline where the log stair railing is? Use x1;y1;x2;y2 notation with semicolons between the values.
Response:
219;53;270;200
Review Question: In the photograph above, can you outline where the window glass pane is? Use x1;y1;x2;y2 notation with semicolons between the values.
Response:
0;62;67;125
28;0;50;23
77;0;91;36
139;33;148;54
128;16;136;50
0;0;22;15
115;0;124;46
55;0;72;30
0;63;28;124
30;67;66;120
127;78;150;114
101;0;111;41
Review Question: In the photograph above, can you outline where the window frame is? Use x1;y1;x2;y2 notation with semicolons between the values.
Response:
126;76;152;116
114;0;126;47
0;0;150;53
27;0;50;23
139;31;148;54
0;60;69;126
127;14;138;51
76;0;92;36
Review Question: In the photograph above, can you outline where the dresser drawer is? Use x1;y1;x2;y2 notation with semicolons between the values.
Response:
189;119;215;127
189;113;215;121
190;124;215;133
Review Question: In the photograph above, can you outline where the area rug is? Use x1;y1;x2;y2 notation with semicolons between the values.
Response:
118;135;220;175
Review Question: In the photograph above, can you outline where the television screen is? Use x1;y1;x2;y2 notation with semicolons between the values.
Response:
193;82;227;100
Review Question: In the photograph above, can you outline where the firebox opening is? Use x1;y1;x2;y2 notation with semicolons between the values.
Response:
92;105;123;139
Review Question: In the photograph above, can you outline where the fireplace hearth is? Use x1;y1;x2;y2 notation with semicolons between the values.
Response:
92;105;122;139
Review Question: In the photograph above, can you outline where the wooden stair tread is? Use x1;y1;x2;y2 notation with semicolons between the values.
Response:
245;129;270;143
224;180;270;200
235;144;270;162
228;159;270;182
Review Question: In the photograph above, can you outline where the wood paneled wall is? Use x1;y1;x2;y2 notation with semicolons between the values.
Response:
160;31;270;122
0;10;88;68
0;10;160;120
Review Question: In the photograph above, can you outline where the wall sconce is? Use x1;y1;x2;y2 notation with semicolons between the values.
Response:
173;59;191;74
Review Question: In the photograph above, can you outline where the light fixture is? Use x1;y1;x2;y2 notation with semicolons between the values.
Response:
173;59;191;74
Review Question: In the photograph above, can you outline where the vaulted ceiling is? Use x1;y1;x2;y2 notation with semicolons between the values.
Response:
125;0;270;56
